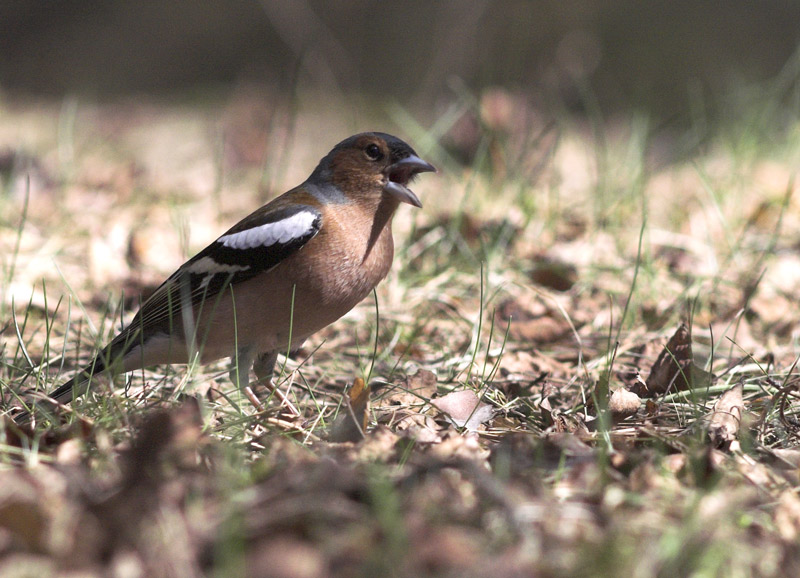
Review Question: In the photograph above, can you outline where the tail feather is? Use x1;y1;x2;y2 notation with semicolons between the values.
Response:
13;355;108;425
48;362;104;405
47;375;80;406
13;323;149;425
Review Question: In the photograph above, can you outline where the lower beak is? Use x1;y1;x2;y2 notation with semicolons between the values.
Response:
383;154;436;208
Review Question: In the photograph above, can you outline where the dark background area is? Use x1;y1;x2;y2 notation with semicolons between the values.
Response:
1;0;800;122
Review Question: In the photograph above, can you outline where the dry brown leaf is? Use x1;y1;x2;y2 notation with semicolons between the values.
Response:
498;350;540;378
708;383;743;448
56;439;83;465
609;389;641;422
734;451;776;488
499;350;573;382
353;426;401;463
529;257;578;291
431;390;494;431
384;408;438;433
377;368;437;408
495;295;570;344
0;480;48;552
246;537;325;578
329;378;370;442
769;448;800;469
775;490;800;541
539;393;583;434
663;453;688;475
496;293;549;320
409;525;482;574
634;323;693;397
509;315;570;344
427;430;490;461
395;418;442;444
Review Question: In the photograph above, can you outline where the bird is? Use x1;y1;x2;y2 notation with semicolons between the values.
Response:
17;132;435;423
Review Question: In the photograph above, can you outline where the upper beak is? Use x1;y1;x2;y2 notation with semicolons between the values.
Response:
394;154;436;175
383;154;436;208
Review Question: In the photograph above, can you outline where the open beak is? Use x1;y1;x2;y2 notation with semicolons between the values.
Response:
383;154;436;208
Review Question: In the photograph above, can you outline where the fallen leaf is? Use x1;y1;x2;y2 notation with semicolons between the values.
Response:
56;439;83;465
246;537;325;578
498;350;572;382
529;257;578;291
708;383;744;449
427;430;490;461
494;295;570;344
409;525;482;574
609;389;641;422
768;448;800;469
634;323;693;397
379;368;437;408
0;491;47;552
431;390;494;431
509;315;570;343
734;451;775;487
329;378;370;442
354;426;401;462
663;453;688;474
775;490;800;541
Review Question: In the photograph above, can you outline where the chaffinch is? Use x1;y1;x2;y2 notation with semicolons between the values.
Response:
19;132;435;422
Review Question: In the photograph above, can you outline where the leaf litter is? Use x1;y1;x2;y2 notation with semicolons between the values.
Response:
2;93;800;576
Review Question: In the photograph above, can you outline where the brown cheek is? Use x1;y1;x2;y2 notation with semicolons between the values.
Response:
330;165;382;196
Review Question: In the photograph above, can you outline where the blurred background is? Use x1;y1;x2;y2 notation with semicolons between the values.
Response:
2;0;800;124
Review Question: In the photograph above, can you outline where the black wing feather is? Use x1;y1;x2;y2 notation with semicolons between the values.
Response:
121;205;322;338
182;205;322;294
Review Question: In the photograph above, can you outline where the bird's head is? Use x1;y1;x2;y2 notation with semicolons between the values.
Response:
311;132;436;208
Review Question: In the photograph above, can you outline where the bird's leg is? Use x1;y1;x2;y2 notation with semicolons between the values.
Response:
229;345;263;411
253;350;299;416
229;345;253;389
253;351;278;382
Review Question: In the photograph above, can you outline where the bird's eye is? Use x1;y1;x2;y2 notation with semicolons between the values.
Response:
365;143;383;161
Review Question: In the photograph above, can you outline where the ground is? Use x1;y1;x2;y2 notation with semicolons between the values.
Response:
2;88;800;577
